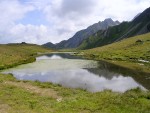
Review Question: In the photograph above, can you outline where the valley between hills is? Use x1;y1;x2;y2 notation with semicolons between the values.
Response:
0;41;150;113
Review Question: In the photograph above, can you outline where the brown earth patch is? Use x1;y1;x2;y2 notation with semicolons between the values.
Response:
4;81;61;99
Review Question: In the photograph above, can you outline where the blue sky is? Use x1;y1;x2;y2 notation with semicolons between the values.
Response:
0;0;150;44
16;10;49;25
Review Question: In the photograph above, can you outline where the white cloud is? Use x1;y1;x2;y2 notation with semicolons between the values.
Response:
0;0;34;29
94;0;150;21
1;24;54;44
0;0;150;44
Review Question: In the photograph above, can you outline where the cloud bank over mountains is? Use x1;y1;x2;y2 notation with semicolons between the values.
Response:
0;0;150;44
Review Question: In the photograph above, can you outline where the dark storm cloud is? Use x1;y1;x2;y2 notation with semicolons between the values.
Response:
57;0;96;17
57;28;72;35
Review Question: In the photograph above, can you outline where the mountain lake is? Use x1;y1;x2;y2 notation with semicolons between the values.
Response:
2;53;150;92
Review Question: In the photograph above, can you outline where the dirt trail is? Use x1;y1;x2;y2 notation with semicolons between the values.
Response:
4;81;61;99
0;103;10;113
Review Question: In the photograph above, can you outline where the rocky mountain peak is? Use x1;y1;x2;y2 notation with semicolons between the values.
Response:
104;18;113;22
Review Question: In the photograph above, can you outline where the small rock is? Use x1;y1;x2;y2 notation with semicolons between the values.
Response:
56;98;62;102
135;39;143;44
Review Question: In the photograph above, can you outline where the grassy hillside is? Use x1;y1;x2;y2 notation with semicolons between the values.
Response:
84;33;150;60
0;44;53;70
82;33;150;72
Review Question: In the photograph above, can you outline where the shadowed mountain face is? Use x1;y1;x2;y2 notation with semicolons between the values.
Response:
42;18;120;49
78;7;150;49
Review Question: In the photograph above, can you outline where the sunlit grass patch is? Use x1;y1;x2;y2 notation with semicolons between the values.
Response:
0;44;53;70
82;33;150;73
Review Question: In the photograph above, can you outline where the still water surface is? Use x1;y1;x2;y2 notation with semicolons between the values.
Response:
2;53;150;92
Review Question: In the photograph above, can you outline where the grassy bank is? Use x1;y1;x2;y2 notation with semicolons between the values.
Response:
0;74;150;113
81;33;150;73
0;44;53;70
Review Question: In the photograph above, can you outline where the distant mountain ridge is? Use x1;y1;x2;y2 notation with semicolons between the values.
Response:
43;7;150;50
43;18;120;49
42;42;56;49
78;7;150;49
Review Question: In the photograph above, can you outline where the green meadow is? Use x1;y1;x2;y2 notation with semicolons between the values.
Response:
0;42;150;113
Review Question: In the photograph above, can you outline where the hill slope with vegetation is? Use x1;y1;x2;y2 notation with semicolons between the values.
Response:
0;44;53;70
82;33;150;72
